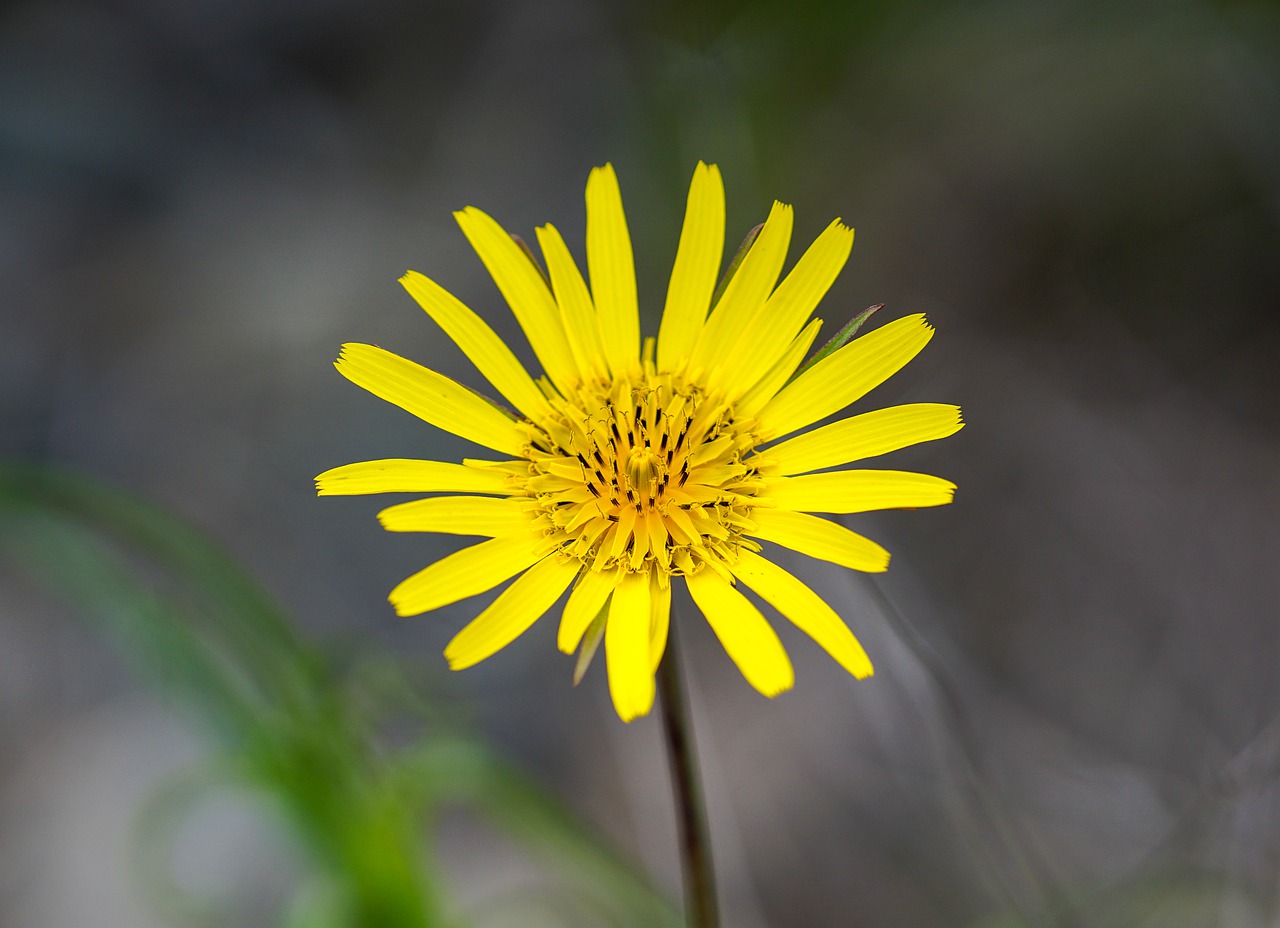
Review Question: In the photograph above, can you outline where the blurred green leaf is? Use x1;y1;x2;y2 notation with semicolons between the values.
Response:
0;463;675;928
0;463;439;927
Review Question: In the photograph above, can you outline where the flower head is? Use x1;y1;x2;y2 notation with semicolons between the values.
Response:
319;163;961;721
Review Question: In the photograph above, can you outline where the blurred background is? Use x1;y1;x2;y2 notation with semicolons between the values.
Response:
3;0;1279;925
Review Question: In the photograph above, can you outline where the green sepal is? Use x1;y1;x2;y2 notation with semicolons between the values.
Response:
709;222;764;309
787;303;884;385
511;233;552;289
458;378;518;420
573;598;611;685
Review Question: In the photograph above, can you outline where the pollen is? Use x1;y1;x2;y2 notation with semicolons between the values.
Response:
516;369;763;584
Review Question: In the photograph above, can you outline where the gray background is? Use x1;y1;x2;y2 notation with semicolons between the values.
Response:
3;1;1279;925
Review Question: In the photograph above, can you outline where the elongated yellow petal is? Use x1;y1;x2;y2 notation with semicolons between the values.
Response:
454;206;579;389
399;270;551;419
606;571;655;722
586;164;639;377
761;403;964;475
444;555;580;670
763;470;956;513
388;533;544;617
713;218;853;399
732;551;872;678
649;573;671;673
558;567;617;653
377;495;533;536
657;162;725;369
316;459;512;496
325;164;964;721
748;509;890;572
686;569;794;697
535;223;608;381
736;317;823;419
690;200;793;372
756;314;935;441
335;344;524;456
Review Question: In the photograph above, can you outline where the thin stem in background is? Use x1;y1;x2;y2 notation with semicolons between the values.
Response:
862;576;1064;927
657;622;720;928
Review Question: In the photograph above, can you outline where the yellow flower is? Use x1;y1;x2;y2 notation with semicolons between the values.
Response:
318;163;961;721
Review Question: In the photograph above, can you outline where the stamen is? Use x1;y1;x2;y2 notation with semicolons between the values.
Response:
518;373;761;577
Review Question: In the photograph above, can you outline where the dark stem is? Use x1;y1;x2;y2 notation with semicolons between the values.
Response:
657;622;720;928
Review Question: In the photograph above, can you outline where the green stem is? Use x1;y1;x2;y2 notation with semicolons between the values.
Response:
656;623;720;928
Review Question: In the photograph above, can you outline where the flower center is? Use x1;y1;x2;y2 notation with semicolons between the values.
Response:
624;448;663;501
516;372;764;582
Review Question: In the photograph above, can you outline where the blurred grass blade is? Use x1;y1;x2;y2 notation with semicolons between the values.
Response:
0;463;442;927
0;463;321;728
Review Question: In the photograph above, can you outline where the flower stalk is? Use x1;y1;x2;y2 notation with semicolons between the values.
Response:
657;621;720;928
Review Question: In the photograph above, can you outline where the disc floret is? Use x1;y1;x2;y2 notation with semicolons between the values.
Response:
517;367;764;584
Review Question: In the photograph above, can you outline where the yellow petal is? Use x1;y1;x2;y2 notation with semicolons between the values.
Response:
585;164;639;378
335;343;524;456
388;533;544;617
736;317;823;419
535;223;608;382
649;573;671;674
713;218;853;399
399;270;551;419
748;509;890;572
605;571;655;722
732;551;873;679
656;162;725;369
756;314;935;441
690;200;793;373
685;569;794;698
444;555;580;670
377;495;533;536
454;206;579;390
760;403;964;475
558;567;618;653
315;459;512;496
763;470;956;513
